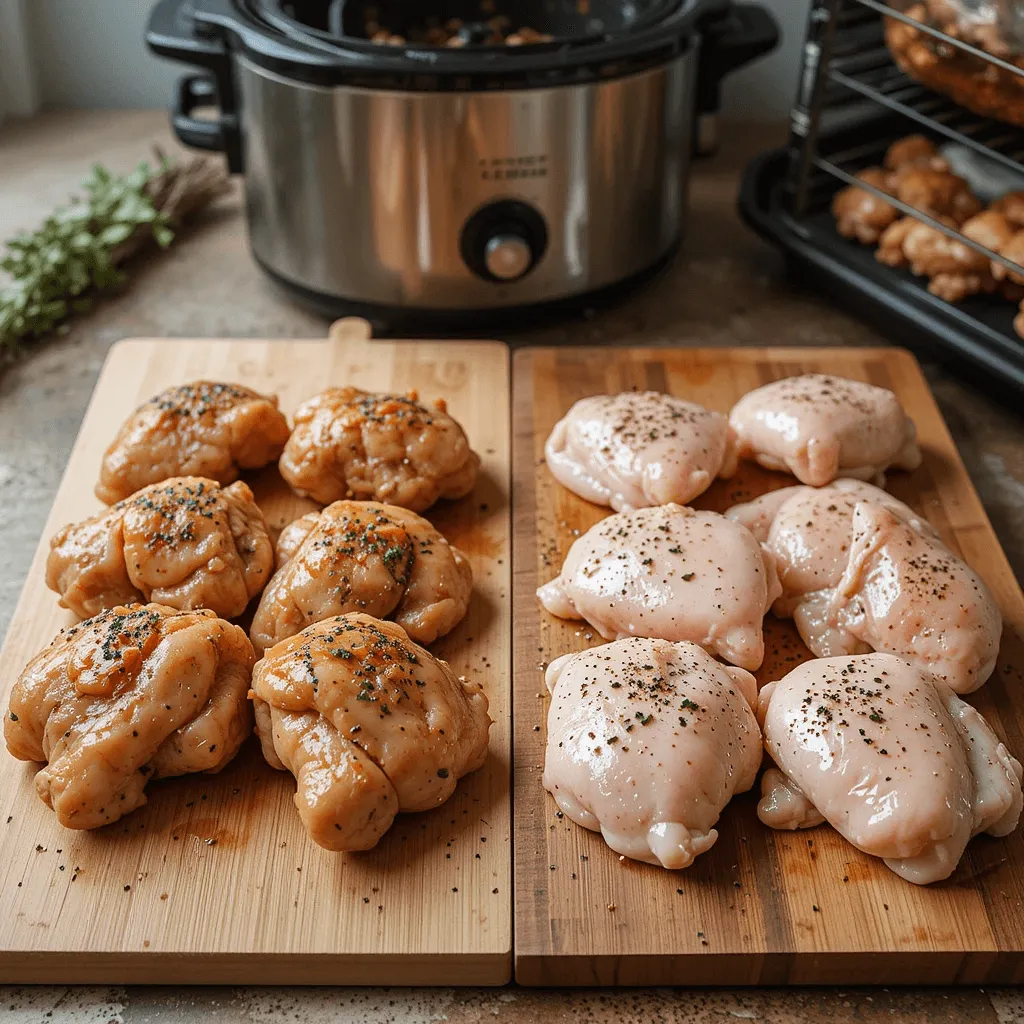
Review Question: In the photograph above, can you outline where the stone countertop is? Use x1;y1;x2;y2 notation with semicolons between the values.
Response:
1;110;1022;1024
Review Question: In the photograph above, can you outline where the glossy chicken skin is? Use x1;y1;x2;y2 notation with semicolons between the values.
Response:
250;501;472;652
543;637;761;869
544;391;737;511
831;502;1002;694
5;604;255;829
96;381;291;505
758;653;1022;884
47;477;274;620
727;479;936;653
729;374;921;486
251;614;490;852
279;387;479;512
537;504;781;670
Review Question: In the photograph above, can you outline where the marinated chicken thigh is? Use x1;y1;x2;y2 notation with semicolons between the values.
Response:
537;504;781;670
279;387;479;512
543;637;761;869
250;500;472;651
729;374;921;486
251;614;490;851
47;477;274;620
96;382;291;505
544;391;737;511
5;604;255;829
758;653;1022;884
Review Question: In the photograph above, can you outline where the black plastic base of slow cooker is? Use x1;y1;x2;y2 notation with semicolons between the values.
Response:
254;243;681;337
739;147;1024;405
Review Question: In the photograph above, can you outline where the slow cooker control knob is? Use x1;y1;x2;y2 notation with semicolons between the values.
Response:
460;200;549;284
484;234;533;282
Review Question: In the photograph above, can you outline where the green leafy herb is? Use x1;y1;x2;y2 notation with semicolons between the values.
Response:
0;149;230;353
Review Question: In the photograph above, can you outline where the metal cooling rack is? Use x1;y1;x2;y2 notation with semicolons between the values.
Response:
786;0;1024;280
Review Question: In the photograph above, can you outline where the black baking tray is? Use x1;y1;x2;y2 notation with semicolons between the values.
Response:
739;146;1024;401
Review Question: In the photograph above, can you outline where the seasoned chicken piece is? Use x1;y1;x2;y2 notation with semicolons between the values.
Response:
47;477;274;620
96;382;291;505
537;504;780;670
728;488;999;692
4;604;254;830
758;653;1022;884
875;213;1001;300
729;374;921;486
890;167;981;224
991;230;1024;287
830;502;1002;693
544;391;737;512
250;500;472;652
992;191;1024;228
728;479;935;629
543;637;761;869
279;387;479;512
832;168;900;245
883;134;948;173
251;614;490;851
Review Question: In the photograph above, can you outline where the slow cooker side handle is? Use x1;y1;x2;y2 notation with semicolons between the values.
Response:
146;0;244;174
695;4;780;142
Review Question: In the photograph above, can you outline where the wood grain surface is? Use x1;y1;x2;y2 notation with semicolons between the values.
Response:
512;346;1024;987
0;321;511;985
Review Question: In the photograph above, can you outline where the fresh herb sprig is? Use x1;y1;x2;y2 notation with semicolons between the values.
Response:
0;148;230;354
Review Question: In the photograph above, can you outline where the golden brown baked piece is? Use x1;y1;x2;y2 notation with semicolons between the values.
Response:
96;381;291;505
991;230;1024;287
876;214;997;300
47;477;274;620
992;192;1024;228
251;614;490;852
250;500;472;652
883;134;949;173
5;604;255;830
890;167;981;224
279;387;479;511
832;168;900;244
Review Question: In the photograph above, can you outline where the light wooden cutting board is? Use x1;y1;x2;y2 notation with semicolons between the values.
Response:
512;346;1024;986
0;321;511;985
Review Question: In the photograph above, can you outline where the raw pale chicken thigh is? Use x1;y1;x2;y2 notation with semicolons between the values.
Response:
729;374;921;486
758;653;1022;884
5;604;255;829
832;502;1002;693
537;504;780;670
250;500;472;651
279;387;479;512
251;613;490;852
544;391;736;511
727;479;934;652
96;382;291;504
727;486;1001;692
47;477;274;620
543;637;761;868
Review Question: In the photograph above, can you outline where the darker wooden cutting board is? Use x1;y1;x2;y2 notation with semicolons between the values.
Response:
512;345;1024;987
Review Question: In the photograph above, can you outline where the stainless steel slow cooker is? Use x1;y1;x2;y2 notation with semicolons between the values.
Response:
148;0;777;327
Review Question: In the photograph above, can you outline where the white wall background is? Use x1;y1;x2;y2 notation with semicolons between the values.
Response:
22;0;808;119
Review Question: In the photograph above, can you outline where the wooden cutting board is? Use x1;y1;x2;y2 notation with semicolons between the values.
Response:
0;320;511;985
512;346;1024;987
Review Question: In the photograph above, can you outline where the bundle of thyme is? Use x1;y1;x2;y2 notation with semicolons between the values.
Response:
0;147;231;354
